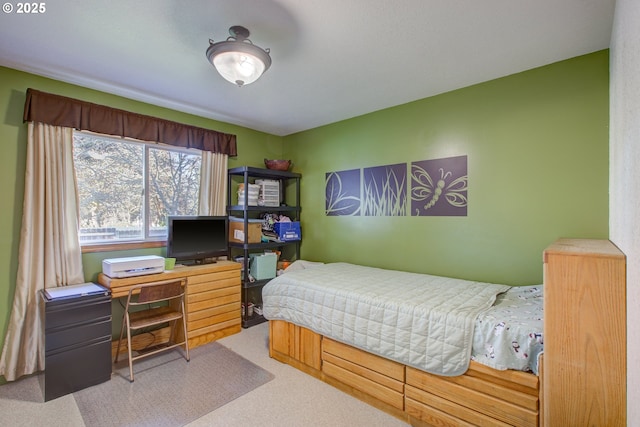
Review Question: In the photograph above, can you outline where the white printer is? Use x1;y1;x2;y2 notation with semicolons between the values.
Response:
102;255;165;278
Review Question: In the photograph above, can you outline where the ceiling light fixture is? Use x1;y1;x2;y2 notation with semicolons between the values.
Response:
206;25;272;87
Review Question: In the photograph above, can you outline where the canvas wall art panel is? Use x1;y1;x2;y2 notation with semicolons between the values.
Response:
325;169;361;216
411;155;468;216
363;163;407;216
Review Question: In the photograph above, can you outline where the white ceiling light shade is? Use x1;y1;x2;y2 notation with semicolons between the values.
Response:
206;26;272;87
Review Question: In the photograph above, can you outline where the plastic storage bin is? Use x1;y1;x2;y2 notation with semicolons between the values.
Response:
250;253;277;280
237;183;260;206
255;179;280;207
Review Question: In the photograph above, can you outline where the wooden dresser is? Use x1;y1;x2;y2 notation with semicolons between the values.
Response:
543;239;626;426
98;261;241;351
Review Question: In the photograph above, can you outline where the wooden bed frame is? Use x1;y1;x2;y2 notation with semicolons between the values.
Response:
269;319;541;427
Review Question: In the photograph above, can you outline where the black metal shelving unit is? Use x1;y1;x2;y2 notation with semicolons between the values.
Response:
227;166;301;328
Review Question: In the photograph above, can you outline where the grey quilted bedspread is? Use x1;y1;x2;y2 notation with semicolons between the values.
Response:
262;262;510;376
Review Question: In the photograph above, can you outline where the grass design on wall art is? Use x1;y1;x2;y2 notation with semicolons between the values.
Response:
362;163;407;216
411;155;468;216
325;169;361;216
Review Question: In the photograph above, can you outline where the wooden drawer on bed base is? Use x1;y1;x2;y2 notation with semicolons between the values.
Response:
268;320;540;427
322;338;405;410
406;363;539;427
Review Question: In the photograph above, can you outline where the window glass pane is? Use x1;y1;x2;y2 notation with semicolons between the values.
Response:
148;147;201;238
74;134;144;243
73;132;203;245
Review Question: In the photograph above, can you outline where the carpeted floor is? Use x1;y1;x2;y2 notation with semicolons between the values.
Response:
0;323;408;426
73;342;274;426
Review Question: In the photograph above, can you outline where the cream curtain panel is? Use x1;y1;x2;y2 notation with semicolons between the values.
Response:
0;122;84;381
199;151;228;216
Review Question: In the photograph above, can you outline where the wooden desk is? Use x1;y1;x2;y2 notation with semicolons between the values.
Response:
99;261;241;352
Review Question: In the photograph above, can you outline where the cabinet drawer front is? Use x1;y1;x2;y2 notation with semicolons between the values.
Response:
406;385;507;427
188;277;239;295
188;287;239;305
323;359;404;410
323;338;404;381
45;297;111;330
188;309;239;332
44;337;112;401
189;317;240;337
188;290;240;311
407;366;538;411
323;352;404;393
464;360;539;393
187;270;240;286
189;302;239;322
46;318;112;353
322;338;405;410
406;367;538;426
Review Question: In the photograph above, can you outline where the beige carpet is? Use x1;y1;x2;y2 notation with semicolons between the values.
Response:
73;342;274;427
0;323;407;426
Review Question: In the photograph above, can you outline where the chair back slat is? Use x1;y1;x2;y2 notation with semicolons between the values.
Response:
137;280;184;303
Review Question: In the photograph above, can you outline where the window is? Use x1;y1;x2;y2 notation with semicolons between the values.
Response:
73;131;202;245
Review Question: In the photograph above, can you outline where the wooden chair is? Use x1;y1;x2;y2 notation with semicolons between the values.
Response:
114;278;190;381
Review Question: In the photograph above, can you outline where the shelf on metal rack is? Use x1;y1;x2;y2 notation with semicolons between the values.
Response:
228;166;301;179
242;278;273;289
229;240;300;250
227;204;300;212
242;314;268;328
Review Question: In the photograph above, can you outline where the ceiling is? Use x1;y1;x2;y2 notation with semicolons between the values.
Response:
0;0;616;136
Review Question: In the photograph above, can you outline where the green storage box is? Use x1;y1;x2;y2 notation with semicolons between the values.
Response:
250;253;277;280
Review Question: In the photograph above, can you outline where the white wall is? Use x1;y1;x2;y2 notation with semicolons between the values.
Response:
609;0;640;424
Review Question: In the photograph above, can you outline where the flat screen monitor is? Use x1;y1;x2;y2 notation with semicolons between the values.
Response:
166;216;228;264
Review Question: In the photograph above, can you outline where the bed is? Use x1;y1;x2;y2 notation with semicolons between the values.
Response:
263;261;543;426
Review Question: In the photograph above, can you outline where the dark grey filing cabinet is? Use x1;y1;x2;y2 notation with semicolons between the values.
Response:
41;283;112;401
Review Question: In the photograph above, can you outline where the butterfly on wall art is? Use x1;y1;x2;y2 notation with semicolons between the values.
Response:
411;155;468;216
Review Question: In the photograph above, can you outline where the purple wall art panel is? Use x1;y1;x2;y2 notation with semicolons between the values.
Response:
325;169;361;216
411;155;468;216
363;163;407;216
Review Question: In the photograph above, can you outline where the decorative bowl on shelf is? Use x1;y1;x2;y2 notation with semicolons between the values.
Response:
264;159;291;171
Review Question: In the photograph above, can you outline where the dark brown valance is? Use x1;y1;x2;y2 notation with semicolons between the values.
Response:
23;88;237;156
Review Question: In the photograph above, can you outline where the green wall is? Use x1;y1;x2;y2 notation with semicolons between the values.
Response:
284;50;609;285
0;67;283;353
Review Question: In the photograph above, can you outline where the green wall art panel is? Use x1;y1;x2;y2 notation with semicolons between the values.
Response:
411;155;468;216
325;169;361;216
363;163;407;216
